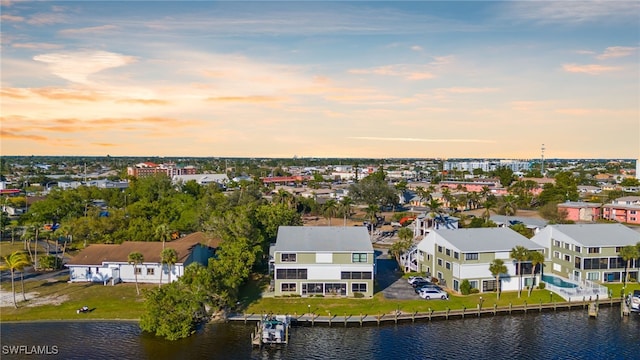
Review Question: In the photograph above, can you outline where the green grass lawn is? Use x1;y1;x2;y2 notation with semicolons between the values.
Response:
1;274;149;321
0;241;30;258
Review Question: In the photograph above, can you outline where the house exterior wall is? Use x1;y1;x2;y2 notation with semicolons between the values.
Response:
273;250;374;297
531;226;639;283
68;263;184;284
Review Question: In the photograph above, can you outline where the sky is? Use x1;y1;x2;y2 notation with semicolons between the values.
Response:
1;1;639;159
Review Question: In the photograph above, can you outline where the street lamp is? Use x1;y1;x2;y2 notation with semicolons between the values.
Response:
308;304;311;315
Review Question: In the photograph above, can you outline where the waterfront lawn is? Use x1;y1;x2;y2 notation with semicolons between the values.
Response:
0;275;149;322
243;289;565;317
604;282;640;298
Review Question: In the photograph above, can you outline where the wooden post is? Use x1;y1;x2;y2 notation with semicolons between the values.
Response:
539;300;542;313
428;308;432;321
244;312;247;324
509;303;512;314
446;307;450;320
359;313;363;327
493;303;497;316
524;301;527;314
312;313;315;327
412;311;416;323
344;313;347;327
377;313;381;326
462;306;465;318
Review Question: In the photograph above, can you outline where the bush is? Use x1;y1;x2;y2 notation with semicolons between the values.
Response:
314;294;324;298
469;288;480;294
460;279;471;295
538;282;546;290
353;292;364;298
38;255;63;270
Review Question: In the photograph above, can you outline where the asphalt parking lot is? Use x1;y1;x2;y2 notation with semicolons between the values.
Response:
375;251;420;300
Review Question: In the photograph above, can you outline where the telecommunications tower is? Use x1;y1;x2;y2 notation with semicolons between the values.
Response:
541;144;545;177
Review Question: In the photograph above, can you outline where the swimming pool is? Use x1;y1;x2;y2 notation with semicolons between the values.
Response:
541;274;578;288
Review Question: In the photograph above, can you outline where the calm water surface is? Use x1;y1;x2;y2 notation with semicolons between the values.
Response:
2;307;639;359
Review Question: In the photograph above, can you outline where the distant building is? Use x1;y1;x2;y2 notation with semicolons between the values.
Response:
557;202;602;222
601;196;640;224
127;162;196;178
173;174;229;187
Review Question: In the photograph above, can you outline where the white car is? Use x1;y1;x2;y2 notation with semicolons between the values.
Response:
419;288;448;300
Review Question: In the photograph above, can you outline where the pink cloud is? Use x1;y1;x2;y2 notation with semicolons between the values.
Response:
562;63;621;75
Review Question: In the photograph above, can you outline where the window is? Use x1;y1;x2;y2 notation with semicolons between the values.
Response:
609;257;625;269
445;262;451;270
575;256;582;269
454;252;459;260
586;272;599;281
564;243;571;250
302;283;324;295
325;283;347;296
583;258;609;270
445;249;451;256
465;253;478;261
281;253;296;262
588;247;600;254
553;251;560;259
469;280;478;290
574;246;581;253
438;246;443;253
604;272;621;282
276;268;308;279
146;268;155;276
281;283;297;292
437;258;443;266
453;279;459;292
352;253;367;263
564;254;571;262
553;240;561;247
352;283;367;293
341;271;372;280
437;271;443;280
134;267;142;275
482;280;497;292
615;247;622;253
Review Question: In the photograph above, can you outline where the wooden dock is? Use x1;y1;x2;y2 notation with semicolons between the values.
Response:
230;298;624;327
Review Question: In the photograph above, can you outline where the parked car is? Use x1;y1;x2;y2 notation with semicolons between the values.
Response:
630;290;640;313
419;288;449;300
414;284;443;294
411;280;433;288
408;276;427;285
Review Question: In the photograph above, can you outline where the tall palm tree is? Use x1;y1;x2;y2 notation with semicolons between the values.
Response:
160;248;178;286
0;251;31;308
322;199;338;226
427;198;442;216
527;250;545;297
128;251;144;295
501;194;518;226
481;199;497;223
339;197;353;227
489;258;507;300
619;245;639;289
155;224;172;249
510;246;529;298
364;204;379;238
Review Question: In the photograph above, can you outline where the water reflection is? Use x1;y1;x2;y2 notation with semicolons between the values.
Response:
1;308;638;360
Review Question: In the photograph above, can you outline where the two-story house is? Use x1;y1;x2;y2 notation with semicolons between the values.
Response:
416;228;545;294
530;223;639;283
601;196;640;224
271;226;375;297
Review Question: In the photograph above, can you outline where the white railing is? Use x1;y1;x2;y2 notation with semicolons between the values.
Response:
544;275;609;302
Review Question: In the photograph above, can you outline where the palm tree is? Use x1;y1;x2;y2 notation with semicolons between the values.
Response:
364;204;379;238
427;198;442;216
501;194;518;227
322;199;338;226
636;242;640;284
155;224;172;249
619;245;639;289
489;258;507;300
510;246;529;298
339;197;353;227
160;248;178;286
527;250;545;297
128;251;144;295
481;199;497;224
0;251;31;308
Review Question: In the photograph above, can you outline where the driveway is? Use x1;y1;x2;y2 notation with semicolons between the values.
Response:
375;249;420;300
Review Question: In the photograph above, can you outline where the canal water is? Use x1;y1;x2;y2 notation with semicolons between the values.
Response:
2;307;638;359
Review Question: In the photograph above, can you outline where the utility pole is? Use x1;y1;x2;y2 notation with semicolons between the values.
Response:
541;144;545;177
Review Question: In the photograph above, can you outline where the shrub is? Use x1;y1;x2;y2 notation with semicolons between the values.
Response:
469;288;480;294
538;282;546;290
353;292;364;298
460;279;471;295
315;294;324;298
431;278;439;284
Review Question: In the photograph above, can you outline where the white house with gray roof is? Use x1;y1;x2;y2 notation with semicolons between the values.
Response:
172;173;229;187
530;224;639;284
416;228;545;294
271;226;374;297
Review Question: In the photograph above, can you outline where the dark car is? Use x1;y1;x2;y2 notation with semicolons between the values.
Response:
411;280;433;288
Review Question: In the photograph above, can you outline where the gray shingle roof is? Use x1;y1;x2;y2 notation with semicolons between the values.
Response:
548;224;640;247
274;226;373;253
433;228;543;253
